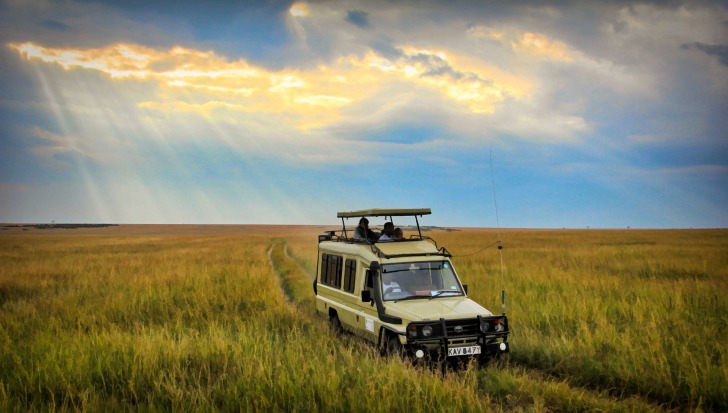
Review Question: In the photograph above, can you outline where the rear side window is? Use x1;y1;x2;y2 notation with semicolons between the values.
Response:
320;253;343;289
343;259;357;293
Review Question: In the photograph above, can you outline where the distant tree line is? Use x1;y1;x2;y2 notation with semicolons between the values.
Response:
1;224;118;230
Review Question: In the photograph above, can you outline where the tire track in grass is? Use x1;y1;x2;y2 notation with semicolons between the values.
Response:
266;239;315;310
266;242;294;309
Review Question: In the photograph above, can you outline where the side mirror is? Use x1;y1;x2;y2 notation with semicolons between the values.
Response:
361;290;371;303
462;284;468;294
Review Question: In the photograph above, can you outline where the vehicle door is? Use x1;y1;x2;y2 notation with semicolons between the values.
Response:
356;263;380;342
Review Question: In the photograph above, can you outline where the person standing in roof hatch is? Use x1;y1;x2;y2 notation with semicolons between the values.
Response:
378;222;395;242
393;227;404;240
354;217;377;242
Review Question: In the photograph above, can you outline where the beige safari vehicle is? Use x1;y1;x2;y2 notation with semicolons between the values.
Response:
313;208;509;362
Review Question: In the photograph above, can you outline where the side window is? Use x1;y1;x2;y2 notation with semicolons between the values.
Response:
320;253;343;289
343;259;356;293
330;255;341;288
320;253;329;285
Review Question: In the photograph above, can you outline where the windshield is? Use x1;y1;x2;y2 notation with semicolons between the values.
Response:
380;261;464;302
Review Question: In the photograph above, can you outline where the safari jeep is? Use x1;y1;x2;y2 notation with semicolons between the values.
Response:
313;208;509;363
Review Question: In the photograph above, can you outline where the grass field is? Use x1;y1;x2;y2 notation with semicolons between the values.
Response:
1;225;726;411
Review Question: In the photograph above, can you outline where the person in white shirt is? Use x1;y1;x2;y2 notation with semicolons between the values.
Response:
382;272;401;297
378;222;395;242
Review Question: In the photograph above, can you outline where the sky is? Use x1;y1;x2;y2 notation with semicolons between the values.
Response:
0;0;726;228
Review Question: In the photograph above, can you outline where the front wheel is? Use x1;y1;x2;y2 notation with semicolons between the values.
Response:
385;333;404;358
479;350;509;367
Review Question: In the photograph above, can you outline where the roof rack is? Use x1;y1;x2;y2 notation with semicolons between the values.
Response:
336;208;431;239
317;230;452;259
337;208;431;218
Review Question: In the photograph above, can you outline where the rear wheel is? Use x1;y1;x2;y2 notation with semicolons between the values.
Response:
329;311;343;334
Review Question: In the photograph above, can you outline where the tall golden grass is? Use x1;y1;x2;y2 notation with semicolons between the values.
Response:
1;227;725;411
442;229;727;411
286;227;728;411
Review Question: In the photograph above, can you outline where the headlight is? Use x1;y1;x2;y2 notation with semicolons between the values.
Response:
494;322;504;332
422;325;433;337
407;324;417;338
480;321;489;333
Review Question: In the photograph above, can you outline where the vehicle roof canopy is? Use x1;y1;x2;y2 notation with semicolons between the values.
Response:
337;208;431;218
321;207;452;258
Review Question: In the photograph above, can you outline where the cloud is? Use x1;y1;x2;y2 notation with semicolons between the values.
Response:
655;164;728;176
468;26;573;62
29;126;82;161
9;40;535;128
512;32;572;61
27;126;122;164
9;1;723;166
289;2;309;17
40;20;72;32
681;42;728;66
346;10;371;29
599;3;728;75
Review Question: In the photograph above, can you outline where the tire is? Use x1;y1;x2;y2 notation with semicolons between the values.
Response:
479;350;509;367
329;312;343;334
385;333;403;358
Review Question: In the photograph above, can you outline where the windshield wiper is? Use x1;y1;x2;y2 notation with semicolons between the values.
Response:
393;295;430;303
384;266;444;274
428;290;461;299
382;269;420;274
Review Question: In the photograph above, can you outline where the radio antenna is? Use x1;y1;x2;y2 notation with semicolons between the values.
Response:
489;148;507;315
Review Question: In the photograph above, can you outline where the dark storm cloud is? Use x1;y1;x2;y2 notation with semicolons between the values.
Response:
682;42;728;66
346;10;371;29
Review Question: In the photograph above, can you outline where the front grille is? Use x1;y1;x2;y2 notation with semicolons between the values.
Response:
448;337;479;346
443;318;480;337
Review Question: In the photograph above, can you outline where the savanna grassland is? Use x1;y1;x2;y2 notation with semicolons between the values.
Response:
1;225;726;412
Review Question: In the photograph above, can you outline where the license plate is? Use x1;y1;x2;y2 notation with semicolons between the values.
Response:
447;346;481;357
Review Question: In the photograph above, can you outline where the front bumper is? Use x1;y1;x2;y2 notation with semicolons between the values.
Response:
403;316;510;360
